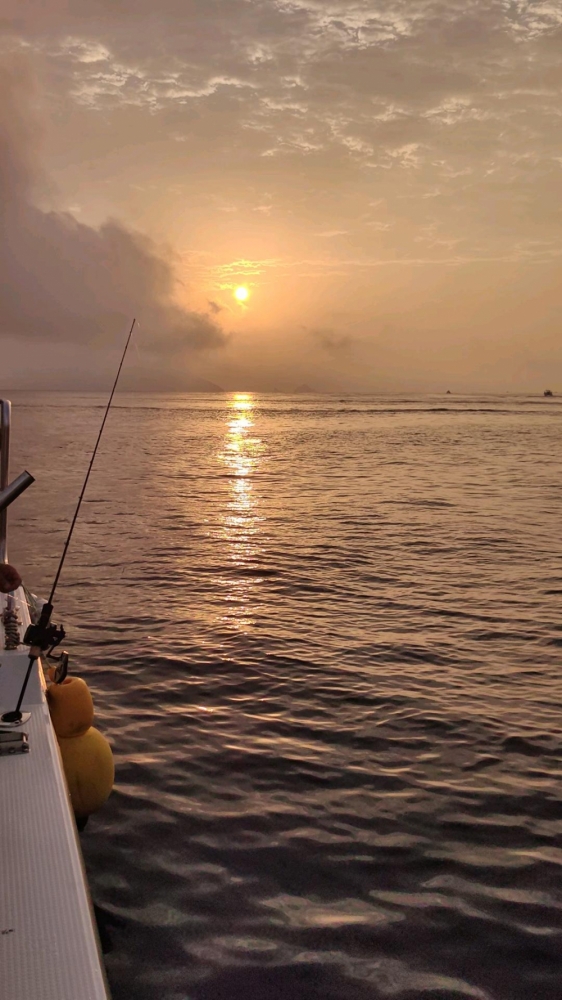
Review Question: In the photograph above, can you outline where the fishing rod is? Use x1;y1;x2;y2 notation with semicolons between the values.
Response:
1;318;136;725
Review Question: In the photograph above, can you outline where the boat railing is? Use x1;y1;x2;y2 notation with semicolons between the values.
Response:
0;399;11;563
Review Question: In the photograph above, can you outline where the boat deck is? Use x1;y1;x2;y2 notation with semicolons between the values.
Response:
0;588;110;1000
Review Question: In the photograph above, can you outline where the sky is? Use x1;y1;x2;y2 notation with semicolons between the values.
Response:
1;1;562;392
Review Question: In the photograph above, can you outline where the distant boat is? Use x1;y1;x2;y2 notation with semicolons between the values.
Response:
544;389;554;397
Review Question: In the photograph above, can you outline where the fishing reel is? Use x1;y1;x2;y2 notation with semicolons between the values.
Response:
23;620;66;657
23;614;66;659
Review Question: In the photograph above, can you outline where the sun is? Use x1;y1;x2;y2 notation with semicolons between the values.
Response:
234;285;249;302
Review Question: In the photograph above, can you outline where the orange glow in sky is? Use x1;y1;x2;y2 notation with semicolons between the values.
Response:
3;8;562;394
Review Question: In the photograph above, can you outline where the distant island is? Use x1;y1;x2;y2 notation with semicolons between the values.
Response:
294;383;314;393
544;389;554;397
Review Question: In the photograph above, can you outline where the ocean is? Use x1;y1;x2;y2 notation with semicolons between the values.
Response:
6;391;562;1000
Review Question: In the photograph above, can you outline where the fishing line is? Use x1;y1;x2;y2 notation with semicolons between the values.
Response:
48;317;136;605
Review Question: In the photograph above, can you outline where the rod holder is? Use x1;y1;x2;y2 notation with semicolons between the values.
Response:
0;471;35;513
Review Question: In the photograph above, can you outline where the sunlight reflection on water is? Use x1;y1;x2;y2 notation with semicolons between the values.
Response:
218;393;266;631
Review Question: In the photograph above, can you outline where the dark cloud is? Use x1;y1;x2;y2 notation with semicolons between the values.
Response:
0;59;225;379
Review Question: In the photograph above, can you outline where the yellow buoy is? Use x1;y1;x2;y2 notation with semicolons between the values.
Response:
47;674;94;738
58;726;115;819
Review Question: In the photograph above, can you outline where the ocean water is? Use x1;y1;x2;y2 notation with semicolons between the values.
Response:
6;390;562;1000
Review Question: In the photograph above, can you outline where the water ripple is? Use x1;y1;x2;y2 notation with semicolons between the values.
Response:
8;390;562;1000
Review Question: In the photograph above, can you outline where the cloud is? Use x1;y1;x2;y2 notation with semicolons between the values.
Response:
17;0;559;264
0;58;226;381
1;1;562;390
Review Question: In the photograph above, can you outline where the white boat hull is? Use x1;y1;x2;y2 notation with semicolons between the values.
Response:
1;587;110;1000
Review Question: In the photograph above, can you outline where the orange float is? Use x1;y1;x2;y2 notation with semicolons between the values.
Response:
47;668;114;822
46;672;94;738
